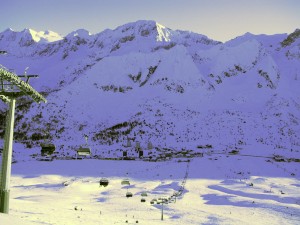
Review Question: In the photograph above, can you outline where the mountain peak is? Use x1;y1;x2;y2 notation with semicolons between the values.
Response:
111;20;177;42
20;28;39;42
4;28;14;33
22;28;36;33
66;29;92;39
225;31;287;49
0;28;62;44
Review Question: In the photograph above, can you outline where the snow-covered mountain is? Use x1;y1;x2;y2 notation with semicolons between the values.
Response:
0;20;299;160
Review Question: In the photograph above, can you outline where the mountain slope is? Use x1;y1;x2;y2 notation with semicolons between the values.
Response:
0;21;299;160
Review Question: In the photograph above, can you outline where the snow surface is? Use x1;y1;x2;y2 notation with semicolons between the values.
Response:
1;154;299;225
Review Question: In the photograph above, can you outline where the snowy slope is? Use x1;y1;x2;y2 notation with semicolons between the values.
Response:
0;21;299;160
5;157;299;225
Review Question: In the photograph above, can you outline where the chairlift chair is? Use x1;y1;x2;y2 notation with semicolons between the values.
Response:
126;192;133;198
121;179;130;185
141;191;148;197
157;198;168;204
77;147;91;156
99;178;109;187
150;198;157;204
77;134;91;157
169;198;176;203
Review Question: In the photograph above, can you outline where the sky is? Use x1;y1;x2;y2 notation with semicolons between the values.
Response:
1;0;300;42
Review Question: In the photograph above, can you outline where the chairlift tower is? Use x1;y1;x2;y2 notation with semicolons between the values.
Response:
84;134;89;146
160;197;168;221
0;67;46;214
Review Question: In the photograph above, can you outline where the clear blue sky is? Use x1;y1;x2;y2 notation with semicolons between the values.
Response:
1;0;299;42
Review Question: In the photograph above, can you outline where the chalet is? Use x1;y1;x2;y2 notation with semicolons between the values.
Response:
76;147;91;159
120;141;154;159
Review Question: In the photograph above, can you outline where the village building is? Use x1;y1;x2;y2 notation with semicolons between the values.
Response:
76;146;91;159
120;140;154;159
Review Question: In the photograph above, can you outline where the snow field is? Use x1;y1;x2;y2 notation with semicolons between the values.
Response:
1;155;298;225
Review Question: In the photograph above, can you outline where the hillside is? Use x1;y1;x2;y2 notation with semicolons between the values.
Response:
0;20;299;161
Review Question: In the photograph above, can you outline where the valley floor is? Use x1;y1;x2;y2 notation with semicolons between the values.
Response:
1;154;300;225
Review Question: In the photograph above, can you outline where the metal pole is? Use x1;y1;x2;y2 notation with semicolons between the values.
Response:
161;202;164;221
0;98;16;213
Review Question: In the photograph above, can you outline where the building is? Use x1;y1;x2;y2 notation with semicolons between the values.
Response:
76;147;91;159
